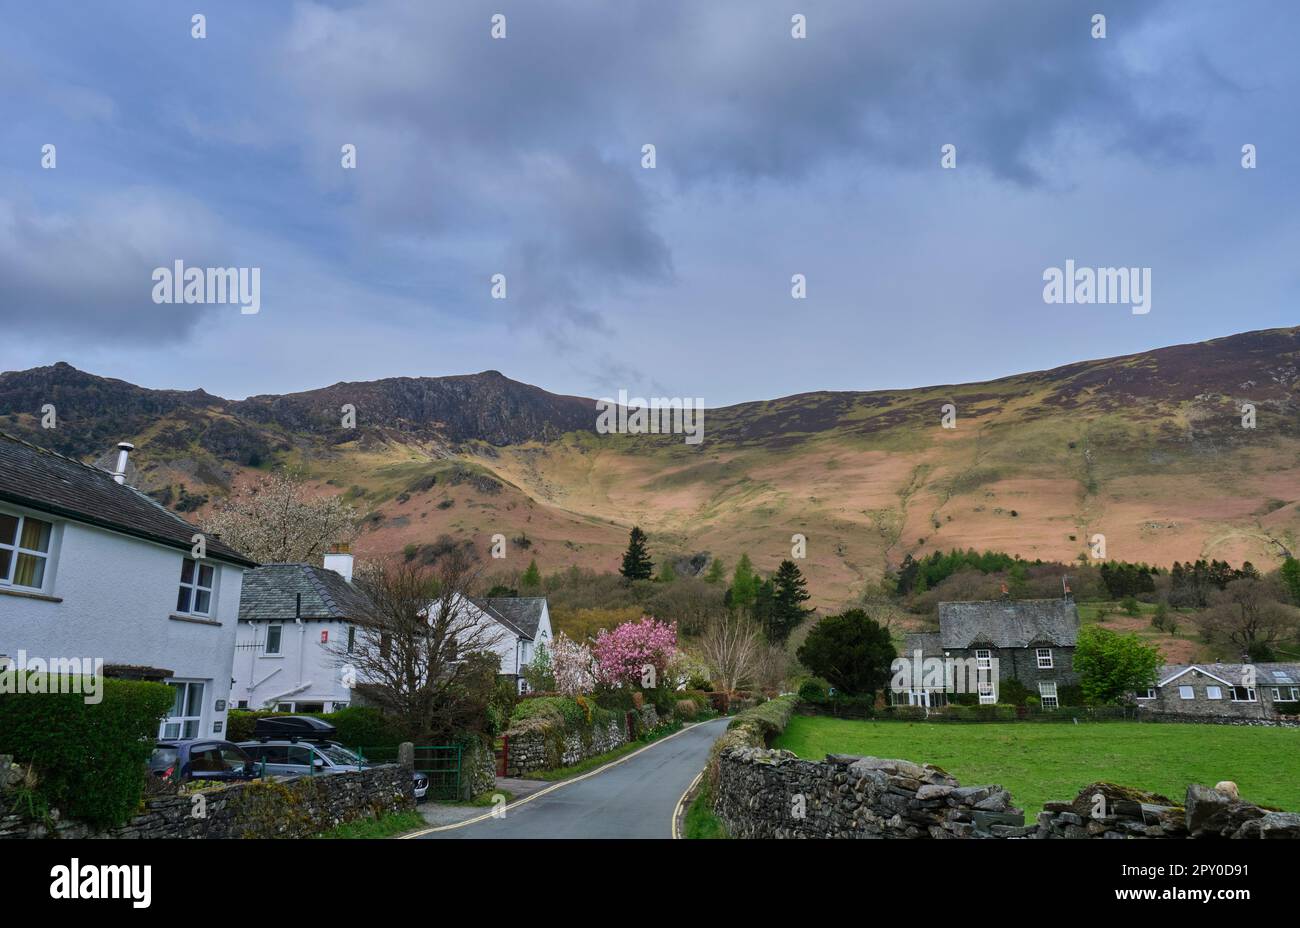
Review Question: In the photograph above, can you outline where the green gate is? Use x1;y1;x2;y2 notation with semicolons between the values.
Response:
355;744;462;800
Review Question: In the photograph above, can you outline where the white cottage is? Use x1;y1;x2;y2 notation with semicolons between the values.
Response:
231;551;367;713
0;433;257;739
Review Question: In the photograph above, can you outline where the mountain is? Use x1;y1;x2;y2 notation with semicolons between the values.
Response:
3;327;1298;606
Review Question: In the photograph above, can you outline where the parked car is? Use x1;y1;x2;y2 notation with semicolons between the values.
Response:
239;716;430;800
150;739;260;784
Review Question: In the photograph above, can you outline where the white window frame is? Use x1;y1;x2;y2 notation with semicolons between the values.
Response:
1038;681;1058;710
177;557;216;616
0;511;54;591
977;681;996;705
265;624;283;656
1178;685;1194;700
160;681;204;739
1206;686;1223;700
1137;687;1156;700
975;649;992;670
1230;686;1256;703
1036;648;1054;669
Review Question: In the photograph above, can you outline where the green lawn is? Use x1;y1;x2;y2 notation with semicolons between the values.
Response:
315;809;426;839
773;715;1300;815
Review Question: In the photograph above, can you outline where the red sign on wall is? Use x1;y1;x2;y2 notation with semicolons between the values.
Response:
320;630;329;644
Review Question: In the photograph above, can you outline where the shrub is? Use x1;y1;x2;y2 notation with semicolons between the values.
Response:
706;694;798;787
675;699;699;720
998;678;1033;707
798;678;829;702
0;675;172;827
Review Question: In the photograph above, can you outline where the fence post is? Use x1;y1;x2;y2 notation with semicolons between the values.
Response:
398;741;414;771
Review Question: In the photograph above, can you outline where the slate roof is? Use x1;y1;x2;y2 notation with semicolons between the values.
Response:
937;599;1079;649
472;597;547;640
902;632;942;656
1157;663;1300;688
0;431;256;567
238;564;375;621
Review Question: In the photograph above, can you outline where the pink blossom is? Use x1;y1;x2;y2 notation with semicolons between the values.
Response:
592;616;677;688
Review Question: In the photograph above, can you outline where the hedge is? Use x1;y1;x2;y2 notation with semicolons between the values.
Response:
0;675;173;827
225;706;407;749
706;694;798;787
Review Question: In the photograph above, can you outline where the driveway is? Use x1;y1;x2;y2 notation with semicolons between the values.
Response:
405;716;730;839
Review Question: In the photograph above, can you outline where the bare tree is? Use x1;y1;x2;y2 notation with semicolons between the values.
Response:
1197;578;1300;659
699;610;764;693
332;541;504;739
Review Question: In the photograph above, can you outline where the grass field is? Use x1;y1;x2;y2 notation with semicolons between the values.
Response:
773;715;1300;815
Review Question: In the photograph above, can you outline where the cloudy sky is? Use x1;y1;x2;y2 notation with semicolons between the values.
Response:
3;0;1298;405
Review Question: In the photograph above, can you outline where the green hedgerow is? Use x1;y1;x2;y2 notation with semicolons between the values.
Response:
0;675;173;827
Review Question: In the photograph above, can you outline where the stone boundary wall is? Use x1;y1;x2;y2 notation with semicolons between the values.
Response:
502;704;663;777
0;761;413;839
1133;711;1300;729
714;748;1300;839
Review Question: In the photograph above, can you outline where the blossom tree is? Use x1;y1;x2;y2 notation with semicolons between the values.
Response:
550;633;596;696
592;617;677;688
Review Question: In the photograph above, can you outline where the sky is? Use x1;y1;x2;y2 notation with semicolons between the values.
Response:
2;0;1298;406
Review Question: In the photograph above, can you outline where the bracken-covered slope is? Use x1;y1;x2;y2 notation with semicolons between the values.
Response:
2;327;1297;607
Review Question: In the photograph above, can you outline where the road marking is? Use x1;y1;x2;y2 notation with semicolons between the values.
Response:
399;717;725;838
671;769;704;840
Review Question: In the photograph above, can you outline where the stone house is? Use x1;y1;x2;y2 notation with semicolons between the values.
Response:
1136;663;1300;720
900;598;1080;708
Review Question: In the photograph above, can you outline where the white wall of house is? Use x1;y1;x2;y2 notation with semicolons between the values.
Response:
231;617;355;712
0;503;245;740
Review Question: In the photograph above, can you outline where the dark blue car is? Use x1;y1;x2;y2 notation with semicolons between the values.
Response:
149;739;260;784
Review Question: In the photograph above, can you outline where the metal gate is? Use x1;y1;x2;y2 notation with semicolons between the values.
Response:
356;744;463;800
494;735;509;777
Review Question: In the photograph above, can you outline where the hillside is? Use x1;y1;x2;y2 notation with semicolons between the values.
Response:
2;327;1298;607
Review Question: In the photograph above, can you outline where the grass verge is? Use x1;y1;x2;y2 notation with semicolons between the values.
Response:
682;778;727;839
315;809;427;839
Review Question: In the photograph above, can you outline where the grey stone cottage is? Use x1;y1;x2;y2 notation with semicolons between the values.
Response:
1136;663;1300;720
899;598;1080;708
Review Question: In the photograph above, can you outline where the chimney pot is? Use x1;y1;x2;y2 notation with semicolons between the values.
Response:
112;441;135;485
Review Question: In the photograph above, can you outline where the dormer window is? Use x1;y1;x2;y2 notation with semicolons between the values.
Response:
0;512;53;590
177;557;215;616
1036;648;1054;669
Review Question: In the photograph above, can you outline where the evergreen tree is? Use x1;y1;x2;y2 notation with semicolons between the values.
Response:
767;559;813;644
520;559;542;588
1282;557;1300;606
657;560;677;582
752;577;775;632
704;558;725;583
619;526;654;581
727;553;759;607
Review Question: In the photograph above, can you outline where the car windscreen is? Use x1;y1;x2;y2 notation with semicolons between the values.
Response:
318;744;361;765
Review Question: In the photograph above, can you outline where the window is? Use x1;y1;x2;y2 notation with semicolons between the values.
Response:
189;744;248;776
0;512;53;590
1178;685;1194;700
176;558;215;615
1036;648;1054;669
160;681;204;739
1230;686;1256;702
1038;681;1058;710
1272;687;1299;702
265;624;283;655
1206;686;1223;700
347;625;356;654
977;681;996;705
1137;688;1156;700
975;649;992;670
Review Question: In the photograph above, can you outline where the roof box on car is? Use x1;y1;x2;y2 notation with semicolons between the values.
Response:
252;715;338;742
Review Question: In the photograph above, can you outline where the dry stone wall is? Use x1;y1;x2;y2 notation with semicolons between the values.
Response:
714;748;1300;839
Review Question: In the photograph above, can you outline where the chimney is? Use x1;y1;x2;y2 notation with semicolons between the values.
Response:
324;543;354;583
111;442;134;485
